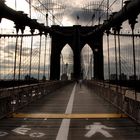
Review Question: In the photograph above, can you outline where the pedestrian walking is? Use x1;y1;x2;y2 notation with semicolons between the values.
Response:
79;79;82;88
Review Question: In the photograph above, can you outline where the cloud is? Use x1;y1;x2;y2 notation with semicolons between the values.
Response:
3;44;15;53
68;7;107;25
30;0;140;27
3;44;31;57
35;0;109;25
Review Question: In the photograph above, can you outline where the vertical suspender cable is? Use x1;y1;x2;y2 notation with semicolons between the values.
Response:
18;32;24;109
46;12;48;26
60;54;62;78
128;17;137;111
4;37;6;79
107;0;109;20
136;36;139;78
117;27;124;115
48;36;51;80
43;35;47;79
15;0;17;10
61;54;64;74
12;28;20;112
92;14;95;26
8;37;10;79
0;36;1;80
29;0;32;18
113;29;119;112
107;31;110;87
121;0;124;8
117;29;122;87
137;36;140;81
12;31;19;111
29;30;34;83
88;46;89;79
131;26;137;118
18;33;24;82
132;28;137;86
13;30;19;82
3;37;5;79
128;17;138;125
113;29;118;86
38;34;42;81
106;0;110;86
43;12;48;79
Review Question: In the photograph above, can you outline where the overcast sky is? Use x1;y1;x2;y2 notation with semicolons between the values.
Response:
1;0;140;79
1;0;122;26
1;0;139;30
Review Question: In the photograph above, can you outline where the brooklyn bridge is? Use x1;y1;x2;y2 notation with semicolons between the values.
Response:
0;0;140;139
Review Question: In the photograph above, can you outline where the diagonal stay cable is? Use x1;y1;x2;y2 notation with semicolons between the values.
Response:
94;0;119;25
37;0;64;26
86;0;106;26
25;0;62;25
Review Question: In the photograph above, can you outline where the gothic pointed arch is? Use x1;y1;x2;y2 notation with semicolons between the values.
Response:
60;44;73;80
81;44;94;79
50;25;104;80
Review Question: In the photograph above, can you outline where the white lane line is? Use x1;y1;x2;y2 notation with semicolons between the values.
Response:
56;83;76;140
65;84;76;114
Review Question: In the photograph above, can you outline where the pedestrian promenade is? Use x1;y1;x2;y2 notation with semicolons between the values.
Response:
0;83;140;140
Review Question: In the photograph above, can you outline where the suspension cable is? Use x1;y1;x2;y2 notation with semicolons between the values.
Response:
132;28;137;83
113;29;118;83
48;36;51;80
117;29;122;87
15;0;17;10
0;36;1;81
93;0;119;26
37;0;63;26
25;0;56;25
43;34;47;79
18;34;24;81
121;0;124;8
29;32;34;83
26;0;63;26
29;0;32;18
86;0;105;26
106;31;110;86
13;33;19;81
38;34;42;80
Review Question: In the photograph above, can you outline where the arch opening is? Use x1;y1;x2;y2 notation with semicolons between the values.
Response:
60;44;73;80
81;44;94;80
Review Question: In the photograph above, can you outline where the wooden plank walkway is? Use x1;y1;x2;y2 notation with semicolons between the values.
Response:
0;83;140;140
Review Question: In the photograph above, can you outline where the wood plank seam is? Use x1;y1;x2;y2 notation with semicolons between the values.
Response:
13;113;128;119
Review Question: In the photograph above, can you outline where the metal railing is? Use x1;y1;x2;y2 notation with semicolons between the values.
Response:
85;80;140;124
0;80;72;119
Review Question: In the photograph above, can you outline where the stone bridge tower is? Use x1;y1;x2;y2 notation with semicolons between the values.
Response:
50;25;104;80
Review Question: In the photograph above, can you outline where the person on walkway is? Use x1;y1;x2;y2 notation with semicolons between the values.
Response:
79;79;82;88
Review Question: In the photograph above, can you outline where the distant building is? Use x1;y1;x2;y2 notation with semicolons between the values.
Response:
119;73;127;80
61;73;68;80
71;73;74;80
110;73;127;80
129;75;138;80
110;74;117;80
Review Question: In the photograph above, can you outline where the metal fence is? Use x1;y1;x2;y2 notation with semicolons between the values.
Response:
0;80;72;119
85;80;140;124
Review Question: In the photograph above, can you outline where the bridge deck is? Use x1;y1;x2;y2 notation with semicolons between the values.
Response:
0;83;140;139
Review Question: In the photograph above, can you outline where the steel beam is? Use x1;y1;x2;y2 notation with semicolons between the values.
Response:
102;0;140;30
0;1;50;33
86;0;140;36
